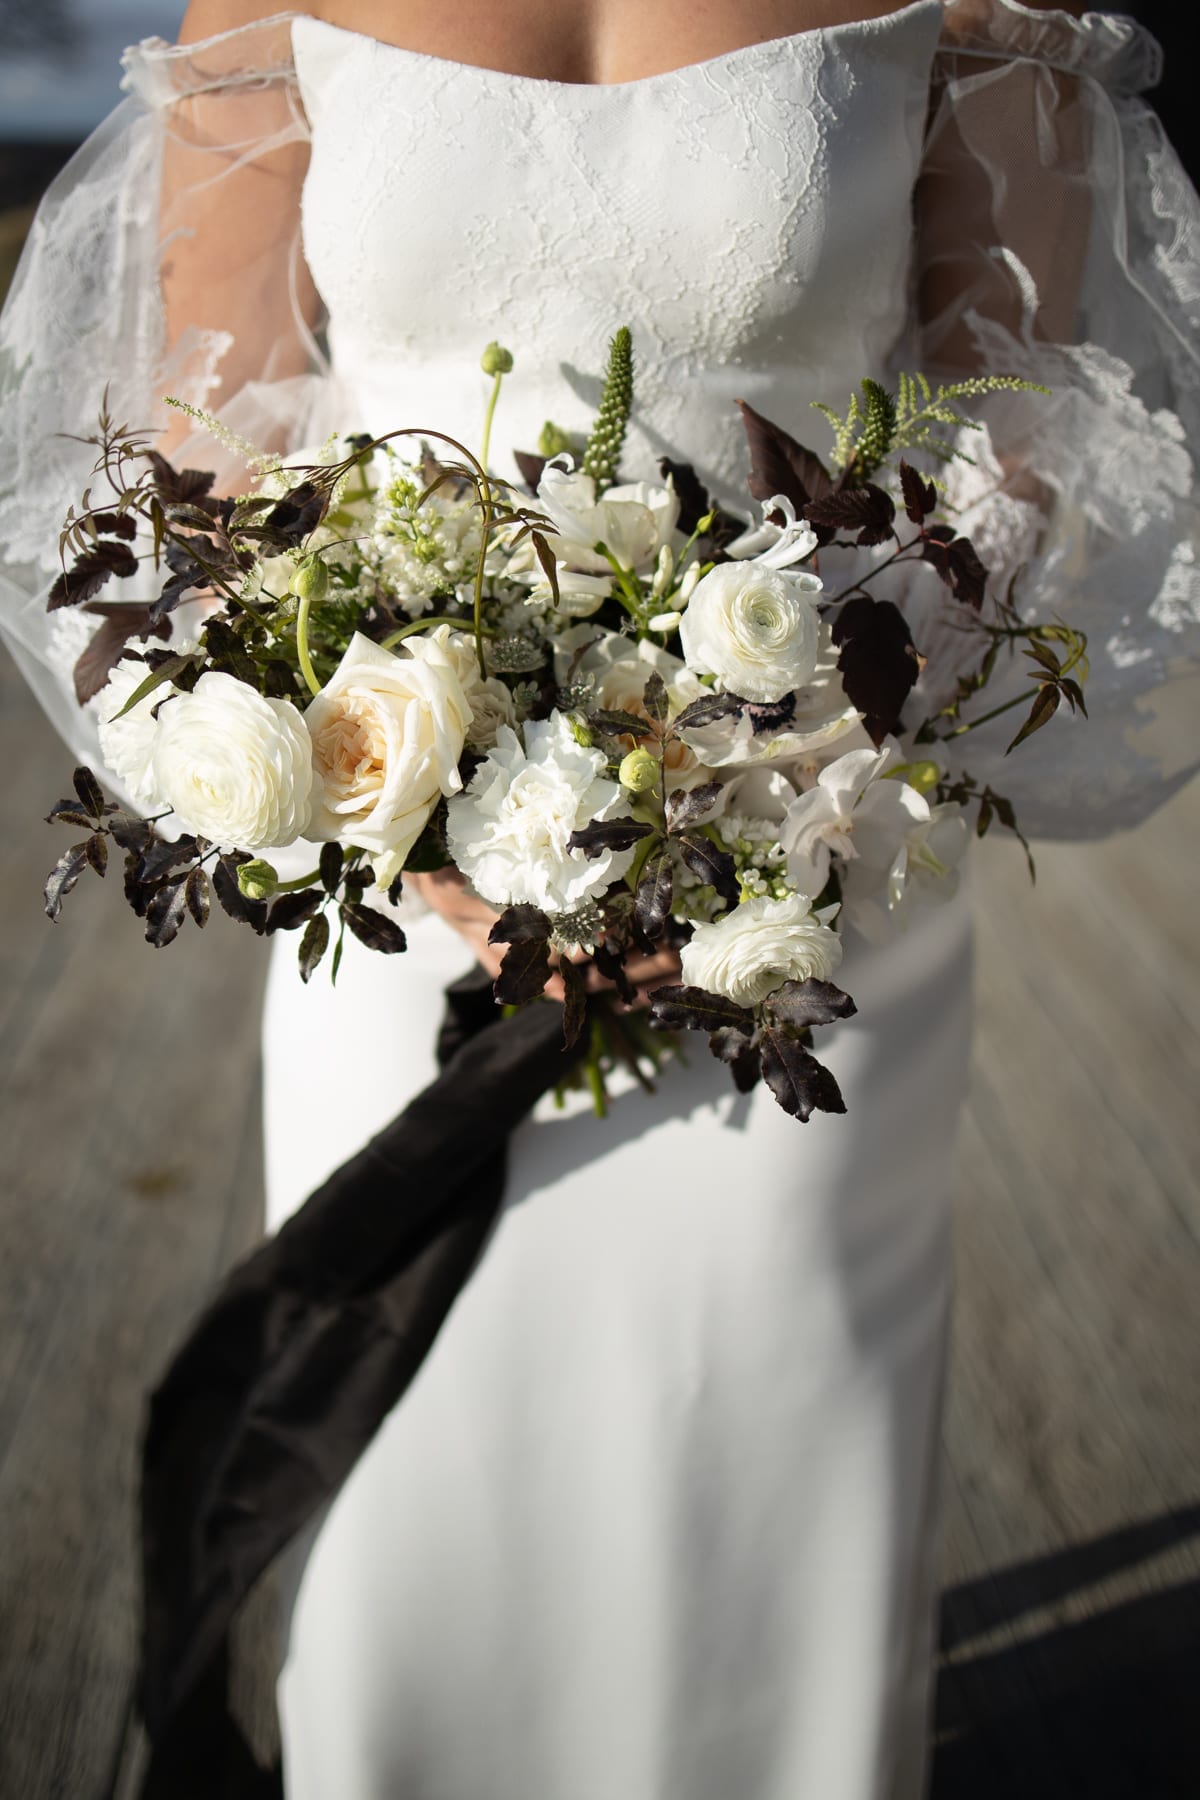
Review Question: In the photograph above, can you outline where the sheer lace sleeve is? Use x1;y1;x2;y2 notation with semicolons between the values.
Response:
0;11;327;769
908;0;1200;837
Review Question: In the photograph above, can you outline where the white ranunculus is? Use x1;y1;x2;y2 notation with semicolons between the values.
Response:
678;561;823;703
445;709;635;912
680;892;843;1008
535;457;680;575
95;655;172;810
305;630;471;889
151;672;313;850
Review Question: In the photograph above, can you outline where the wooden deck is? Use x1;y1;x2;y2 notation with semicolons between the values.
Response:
0;637;1197;1797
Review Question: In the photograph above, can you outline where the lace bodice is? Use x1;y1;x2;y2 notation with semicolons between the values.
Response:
291;4;943;498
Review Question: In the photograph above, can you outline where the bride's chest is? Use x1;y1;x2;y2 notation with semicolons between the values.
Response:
292;15;940;363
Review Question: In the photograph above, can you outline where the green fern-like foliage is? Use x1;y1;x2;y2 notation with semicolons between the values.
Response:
582;327;634;493
814;371;1048;480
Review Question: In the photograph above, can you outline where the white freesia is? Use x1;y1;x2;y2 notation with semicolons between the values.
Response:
724;494;819;570
305;630;471;889
678;561;823;703
781;746;897;894
680;892;843;1008
535;456;680;575
95;655;171;810
520;562;615;618
151;672;313;850
445;710;636;912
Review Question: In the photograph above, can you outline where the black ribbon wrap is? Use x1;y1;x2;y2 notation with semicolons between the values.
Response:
137;968;583;1797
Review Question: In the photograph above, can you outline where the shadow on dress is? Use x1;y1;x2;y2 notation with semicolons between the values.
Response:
932;1505;1200;1800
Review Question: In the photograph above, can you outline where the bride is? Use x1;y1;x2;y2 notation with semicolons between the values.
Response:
1;0;1197;1794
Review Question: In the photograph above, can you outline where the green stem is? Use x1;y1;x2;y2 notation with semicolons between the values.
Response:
479;373;504;477
380;614;490;651
275;868;321;893
937;689;1028;739
295;589;322;698
473;478;493;679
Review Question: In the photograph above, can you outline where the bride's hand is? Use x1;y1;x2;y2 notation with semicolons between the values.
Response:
404;868;681;1008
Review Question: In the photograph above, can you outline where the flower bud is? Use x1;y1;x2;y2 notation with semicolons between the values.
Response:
677;561;703;602
618;748;659;794
569;716;594;749
289;555;328;602
480;341;514;376
237;857;279;900
647;610;683;634
651;543;675;597
537;420;573;459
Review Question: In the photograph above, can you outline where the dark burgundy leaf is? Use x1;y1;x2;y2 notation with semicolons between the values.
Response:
263;481;328;545
213;854;268;933
678;833;740;906
513;449;546;492
805;484;896;547
634;848;673;939
759;1023;847;1121
1024;638;1063;676
588;709;653;740
72;605;162;706
648;984;756;1035
899;459;938;525
708;1025;762;1094
88;510;139;540
298;913;331;984
85;833;108;876
566;817;656;859
745;694;796;737
45;802;96;831
559;957;588;1050
734;398;834;516
185;866;210;928
494;935;551;1005
530;532;560;605
135;835;198;886
921;532;988;609
488;904;552;946
763;977;857;1030
665;781;721;833
1060;676;1088;716
342;903;408;954
49;541;138;609
202;618;259;685
43;842;91;921
145;878;189;948
831;595;922;747
593;939;635;1005
1006;682;1061;754
319;842;344;894
148;451;216;507
266;889;322;936
656;457;712;535
73;766;106;818
641;671;668;726
671;690;745;734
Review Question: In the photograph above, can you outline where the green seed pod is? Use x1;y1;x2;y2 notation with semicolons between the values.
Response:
537;419;573;459
237;858;279;901
289;555;328;602
480;341;514;375
618;747;659;794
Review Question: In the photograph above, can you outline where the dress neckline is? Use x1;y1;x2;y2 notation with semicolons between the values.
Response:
291;0;944;95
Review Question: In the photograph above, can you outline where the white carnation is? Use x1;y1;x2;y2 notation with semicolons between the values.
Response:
446;709;635;912
680;892;843;1008
679;561;823;704
305;630;471;890
95;656;170;810
151;672;313;850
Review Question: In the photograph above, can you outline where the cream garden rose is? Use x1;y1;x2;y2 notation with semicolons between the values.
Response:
679;891;843;1008
678;562;823;703
150;671;313;850
305;630;471;889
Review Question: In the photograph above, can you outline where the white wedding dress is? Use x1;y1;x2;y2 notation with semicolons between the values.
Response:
2;4;1199;1798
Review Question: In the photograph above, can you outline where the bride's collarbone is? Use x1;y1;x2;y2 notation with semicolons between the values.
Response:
178;0;926;82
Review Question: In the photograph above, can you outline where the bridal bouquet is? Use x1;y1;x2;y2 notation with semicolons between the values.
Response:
42;329;1086;1121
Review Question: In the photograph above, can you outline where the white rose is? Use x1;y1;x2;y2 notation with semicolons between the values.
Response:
535;458;679;575
445;709;635;913
678;561;823;703
679;892;843;1009
95;655;171;811
305;630;471;889
151;672;313;850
